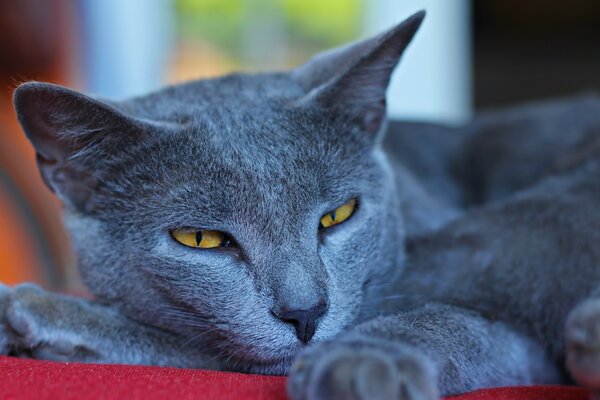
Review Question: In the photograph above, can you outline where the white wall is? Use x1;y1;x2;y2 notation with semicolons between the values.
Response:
79;0;175;99
363;0;472;124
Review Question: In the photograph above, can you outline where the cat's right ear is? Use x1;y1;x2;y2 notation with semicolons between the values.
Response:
292;11;425;137
13;82;149;211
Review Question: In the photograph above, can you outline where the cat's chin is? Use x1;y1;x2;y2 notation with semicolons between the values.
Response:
233;355;296;375
218;340;307;375
218;312;354;373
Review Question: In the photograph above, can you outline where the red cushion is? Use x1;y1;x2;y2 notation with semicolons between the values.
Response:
0;356;588;400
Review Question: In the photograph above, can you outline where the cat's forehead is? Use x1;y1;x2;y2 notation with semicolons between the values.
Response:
100;124;366;228
153;115;363;193
121;71;368;171
98;106;368;222
101;71;372;217
123;72;305;122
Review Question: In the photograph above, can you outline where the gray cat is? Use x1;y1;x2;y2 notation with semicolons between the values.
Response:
2;11;600;400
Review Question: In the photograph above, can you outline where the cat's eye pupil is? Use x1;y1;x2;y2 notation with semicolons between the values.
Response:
195;231;202;247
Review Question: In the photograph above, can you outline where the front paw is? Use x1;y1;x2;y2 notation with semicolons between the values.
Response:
288;337;439;400
6;283;99;361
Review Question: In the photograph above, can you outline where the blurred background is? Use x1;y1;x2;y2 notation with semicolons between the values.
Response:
0;0;599;291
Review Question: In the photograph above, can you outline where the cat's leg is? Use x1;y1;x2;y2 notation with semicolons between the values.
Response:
288;303;561;400
566;296;600;398
0;283;219;369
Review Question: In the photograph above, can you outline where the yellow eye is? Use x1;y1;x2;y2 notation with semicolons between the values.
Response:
171;229;229;249
320;199;357;229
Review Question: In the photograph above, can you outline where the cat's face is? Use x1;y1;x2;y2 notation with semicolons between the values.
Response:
14;12;423;373
72;84;403;372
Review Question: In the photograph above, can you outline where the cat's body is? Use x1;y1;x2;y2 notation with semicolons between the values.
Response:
382;97;600;392
2;11;600;400
383;155;600;382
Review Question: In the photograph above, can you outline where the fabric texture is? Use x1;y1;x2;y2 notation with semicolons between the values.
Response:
0;356;588;400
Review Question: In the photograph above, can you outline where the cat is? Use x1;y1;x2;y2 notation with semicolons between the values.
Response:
2;10;600;400
2;9;441;374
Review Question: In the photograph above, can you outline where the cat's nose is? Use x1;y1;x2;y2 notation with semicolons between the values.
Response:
272;300;328;343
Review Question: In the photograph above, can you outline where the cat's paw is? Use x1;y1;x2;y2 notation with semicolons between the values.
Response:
288;336;439;400
566;297;600;390
6;283;100;361
0;283;12;354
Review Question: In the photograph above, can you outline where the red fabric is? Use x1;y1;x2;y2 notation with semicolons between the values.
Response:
0;356;589;400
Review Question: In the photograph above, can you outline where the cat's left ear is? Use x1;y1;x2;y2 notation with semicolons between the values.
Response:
13;82;156;211
293;11;425;136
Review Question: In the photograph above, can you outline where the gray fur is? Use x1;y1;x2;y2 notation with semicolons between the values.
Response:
456;93;600;204
3;9;600;400
5;283;217;368
0;284;10;355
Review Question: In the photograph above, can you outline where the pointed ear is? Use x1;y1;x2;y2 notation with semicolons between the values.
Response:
13;82;148;211
293;11;425;136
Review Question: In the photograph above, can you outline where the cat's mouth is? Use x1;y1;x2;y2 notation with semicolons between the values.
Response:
212;337;304;375
205;319;332;374
215;316;353;375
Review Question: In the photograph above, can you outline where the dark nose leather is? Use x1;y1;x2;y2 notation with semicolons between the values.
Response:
273;300;328;343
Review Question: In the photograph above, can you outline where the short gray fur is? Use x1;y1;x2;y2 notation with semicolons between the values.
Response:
3;10;600;400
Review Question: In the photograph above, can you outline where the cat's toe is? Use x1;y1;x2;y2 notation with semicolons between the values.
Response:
6;284;49;348
566;298;600;389
0;283;12;354
6;284;95;361
288;338;438;400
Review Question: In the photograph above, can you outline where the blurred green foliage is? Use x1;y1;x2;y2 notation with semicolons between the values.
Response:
175;0;363;58
282;0;363;46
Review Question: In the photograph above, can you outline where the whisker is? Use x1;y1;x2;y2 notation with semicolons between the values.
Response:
361;294;413;304
178;326;222;350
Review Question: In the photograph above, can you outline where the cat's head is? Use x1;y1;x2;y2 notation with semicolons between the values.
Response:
13;12;424;373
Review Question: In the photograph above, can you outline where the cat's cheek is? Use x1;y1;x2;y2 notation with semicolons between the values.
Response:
318;241;373;338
